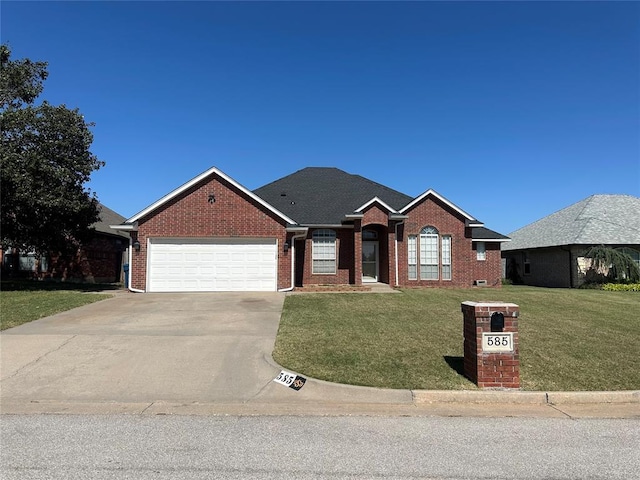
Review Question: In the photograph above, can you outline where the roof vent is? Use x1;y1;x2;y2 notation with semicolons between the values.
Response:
280;192;287;196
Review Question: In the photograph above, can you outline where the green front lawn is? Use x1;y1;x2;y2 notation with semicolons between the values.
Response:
1;281;114;330
273;286;640;391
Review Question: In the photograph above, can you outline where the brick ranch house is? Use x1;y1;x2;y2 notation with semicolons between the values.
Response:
111;167;509;292
2;203;129;283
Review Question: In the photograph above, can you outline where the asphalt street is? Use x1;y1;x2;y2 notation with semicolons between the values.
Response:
2;414;639;480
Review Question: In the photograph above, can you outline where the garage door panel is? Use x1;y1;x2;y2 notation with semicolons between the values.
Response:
148;238;277;292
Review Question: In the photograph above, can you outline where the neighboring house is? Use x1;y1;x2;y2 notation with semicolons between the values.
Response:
111;166;508;293
502;194;640;288
2;204;129;283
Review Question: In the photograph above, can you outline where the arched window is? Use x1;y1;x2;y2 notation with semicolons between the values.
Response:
312;229;336;274
362;229;378;240
420;226;439;280
411;227;452;281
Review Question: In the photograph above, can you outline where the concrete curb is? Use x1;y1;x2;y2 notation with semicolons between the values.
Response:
546;390;640;405
413;390;640;405
268;356;640;406
412;390;547;405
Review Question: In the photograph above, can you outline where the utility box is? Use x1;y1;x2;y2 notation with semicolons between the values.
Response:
461;301;520;389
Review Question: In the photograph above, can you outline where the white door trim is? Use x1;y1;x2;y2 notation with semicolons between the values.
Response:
362;240;379;283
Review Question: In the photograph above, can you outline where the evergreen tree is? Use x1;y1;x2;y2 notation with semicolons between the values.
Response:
1;45;104;255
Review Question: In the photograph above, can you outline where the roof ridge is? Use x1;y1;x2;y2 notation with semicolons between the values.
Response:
508;195;593;236
571;195;597;243
253;166;342;191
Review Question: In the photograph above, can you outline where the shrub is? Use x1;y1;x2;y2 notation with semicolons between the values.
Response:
602;283;640;292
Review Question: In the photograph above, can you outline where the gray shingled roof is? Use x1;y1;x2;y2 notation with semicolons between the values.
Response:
254;167;413;225
502;194;640;251
95;204;129;238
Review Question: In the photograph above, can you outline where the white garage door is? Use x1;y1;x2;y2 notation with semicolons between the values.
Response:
148;238;277;292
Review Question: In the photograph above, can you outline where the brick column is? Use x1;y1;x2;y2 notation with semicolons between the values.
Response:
354;220;362;286
462;301;520;389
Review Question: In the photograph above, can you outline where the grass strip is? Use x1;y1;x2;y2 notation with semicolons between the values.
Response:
1;289;112;330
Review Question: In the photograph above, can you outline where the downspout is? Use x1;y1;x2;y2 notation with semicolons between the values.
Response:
278;232;306;292
127;236;145;293
394;220;406;287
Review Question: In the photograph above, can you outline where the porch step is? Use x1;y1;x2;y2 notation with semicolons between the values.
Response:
364;282;400;293
290;282;400;294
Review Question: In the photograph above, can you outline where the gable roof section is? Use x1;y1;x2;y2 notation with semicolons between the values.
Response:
122;166;296;226
502;194;640;251
399;189;479;223
354;196;399;214
254;167;413;225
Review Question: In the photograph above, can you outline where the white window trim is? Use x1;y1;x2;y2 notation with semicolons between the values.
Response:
420;226;439;281
312;229;337;275
476;241;486;261
442;235;452;280
408;235;417;280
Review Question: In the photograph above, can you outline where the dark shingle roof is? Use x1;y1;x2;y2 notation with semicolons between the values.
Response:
95;204;129;238
471;227;510;241
502;194;640;251
254;167;413;225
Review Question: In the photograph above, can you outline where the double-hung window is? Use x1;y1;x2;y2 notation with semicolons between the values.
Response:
441;235;452;280
312;229;336;274
523;251;531;275
408;235;417;280
419;226;439;280
476;241;486;261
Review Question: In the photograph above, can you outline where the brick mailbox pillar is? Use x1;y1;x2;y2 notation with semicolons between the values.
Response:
462;301;520;389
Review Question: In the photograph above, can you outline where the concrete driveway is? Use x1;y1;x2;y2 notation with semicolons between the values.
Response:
1;292;291;410
1;290;414;416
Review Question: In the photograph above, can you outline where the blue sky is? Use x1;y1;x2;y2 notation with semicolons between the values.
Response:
3;1;639;235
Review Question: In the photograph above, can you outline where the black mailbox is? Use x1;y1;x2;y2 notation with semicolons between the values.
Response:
490;312;505;332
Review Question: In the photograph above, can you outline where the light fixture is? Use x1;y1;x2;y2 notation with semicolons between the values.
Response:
283;242;290;253
133;240;141;252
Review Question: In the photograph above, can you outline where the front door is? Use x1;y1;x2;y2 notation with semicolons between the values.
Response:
362;241;379;283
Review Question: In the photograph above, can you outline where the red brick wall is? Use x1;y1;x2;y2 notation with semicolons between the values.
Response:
46;235;126;283
397;196;502;288
473;242;503;287
361;204;388;226
130;174;290;291
300;228;354;286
